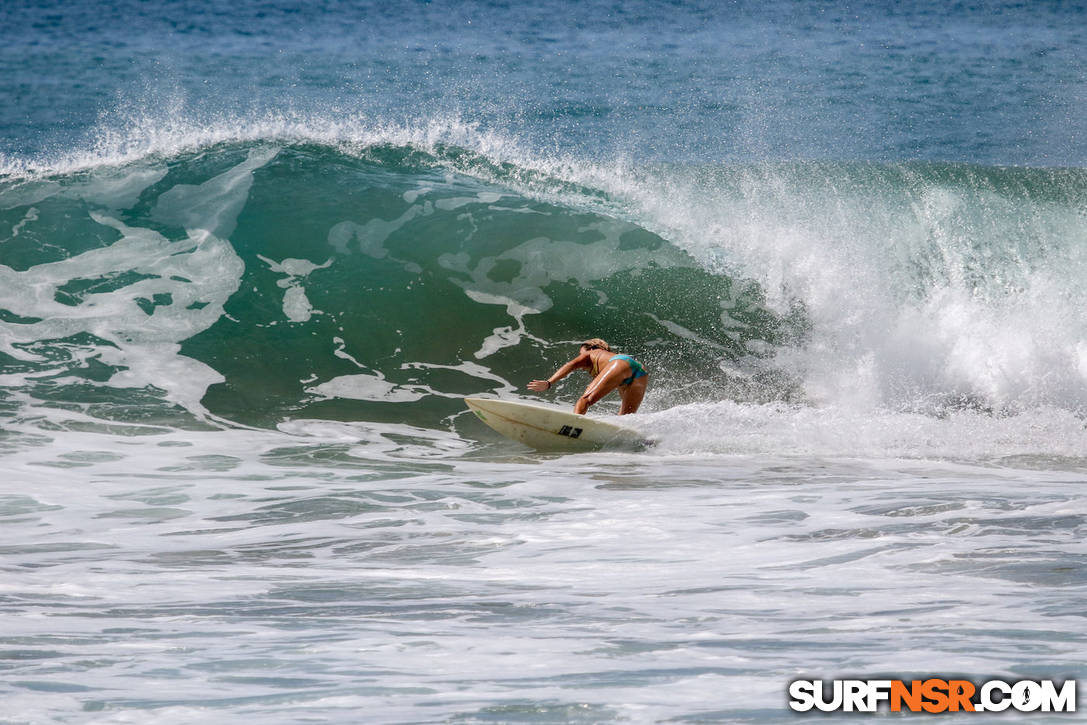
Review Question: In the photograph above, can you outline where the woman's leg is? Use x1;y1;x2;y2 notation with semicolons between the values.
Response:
618;375;648;414
574;360;632;414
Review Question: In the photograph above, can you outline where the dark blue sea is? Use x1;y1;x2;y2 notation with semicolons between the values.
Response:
2;1;1085;722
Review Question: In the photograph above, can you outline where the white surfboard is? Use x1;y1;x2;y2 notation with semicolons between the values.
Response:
464;397;649;452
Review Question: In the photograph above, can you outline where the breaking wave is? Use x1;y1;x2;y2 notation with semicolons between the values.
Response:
2;118;1085;452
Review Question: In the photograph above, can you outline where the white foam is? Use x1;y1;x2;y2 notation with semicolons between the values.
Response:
75;164;169;209
434;191;504;210
328;203;432;257
644;399;1087;461
400;359;518;395
9;206;39;237
306;373;425;403
278;417;471;458
0;150;277;417
257;255;333;323
153;147;278;238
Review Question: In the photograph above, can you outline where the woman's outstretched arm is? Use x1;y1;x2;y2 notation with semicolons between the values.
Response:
527;351;591;392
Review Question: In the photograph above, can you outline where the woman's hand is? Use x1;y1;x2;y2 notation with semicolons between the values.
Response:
527;379;551;392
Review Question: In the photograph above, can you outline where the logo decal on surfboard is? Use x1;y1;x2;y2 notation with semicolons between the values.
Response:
557;425;583;439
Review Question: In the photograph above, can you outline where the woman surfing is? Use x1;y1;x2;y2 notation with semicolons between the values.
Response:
527;338;649;415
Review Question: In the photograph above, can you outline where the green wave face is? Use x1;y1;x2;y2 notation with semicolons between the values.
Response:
0;143;788;428
4;139;1087;430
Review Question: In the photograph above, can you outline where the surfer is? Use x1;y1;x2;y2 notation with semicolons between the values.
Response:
528;338;649;415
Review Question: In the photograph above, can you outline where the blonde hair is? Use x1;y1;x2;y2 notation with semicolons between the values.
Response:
580;338;611;352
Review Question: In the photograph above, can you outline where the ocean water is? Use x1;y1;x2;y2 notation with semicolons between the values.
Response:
2;1;1086;722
